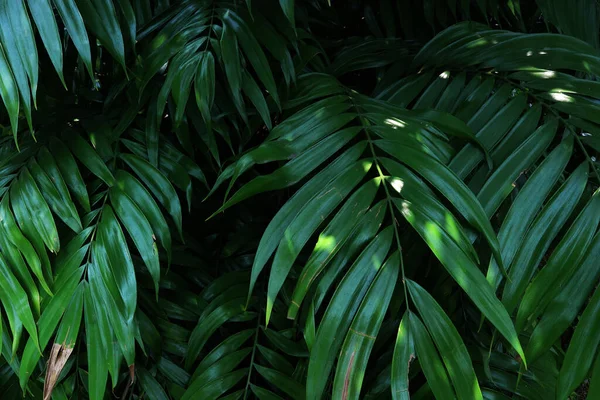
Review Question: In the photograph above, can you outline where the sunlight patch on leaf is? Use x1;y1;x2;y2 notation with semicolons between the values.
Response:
467;38;489;48
550;92;573;102
371;255;381;271
424;221;442;245
389;178;404;194
315;235;336;252
285;230;295;254
384;118;406;129
445;214;460;243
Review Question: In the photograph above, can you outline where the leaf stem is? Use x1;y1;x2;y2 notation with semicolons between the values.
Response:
347;91;411;310
491;71;600;184
243;310;261;400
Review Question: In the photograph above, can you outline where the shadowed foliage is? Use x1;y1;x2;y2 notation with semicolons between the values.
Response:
0;0;597;399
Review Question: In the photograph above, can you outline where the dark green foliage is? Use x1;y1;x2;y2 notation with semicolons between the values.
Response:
0;1;597;399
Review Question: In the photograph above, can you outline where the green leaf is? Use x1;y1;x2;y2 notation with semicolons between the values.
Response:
146;100;159;167
382;157;478;263
435;72;466;112
332;253;399;399
267;96;351;141
48;138;91;212
516;189;600;331
242;72;272;129
96;205;137;321
158;356;189;387
27;0;64;86
0;195;47;295
138;367;169;400
379;71;435;107
67;133;115;186
476;120;557;217
88;258;135;366
180;369;247;400
0;45;19;141
75;0;126;71
6;0;38;102
219;389;244;400
220;19;244;116
213;130;362;217
414;107;492;166
186;298;245;369
526;230;600;362
0;225;40;319
194;52;215;129
289;178;380;318
557;283;600;399
171;53;197;127
53;0;93;78
486;135;573;292
2;296;23;358
379;144;505;274
413;72;450;110
255;365;305;400
115;170;172;263
14;168;60;253
9;188;54;297
237;141;363;305
408;312;454;400
307;227;393;399
251;385;285;400
407;280;482;400
453;77;495;122
266;163;373;323
110;186;160;294
391;312;414;400
472;103;543;187
19;265;83;387
588;353;600;400
279;0;295;30
223;10;280;107
55;282;84;345
450;92;526;180
28;158;82;233
18;266;78;385
193;329;254;380
158;155;193;213
312;201;388;313
183;349;250;400
258;345;294;375
84;283;108;400
396;199;525;365
262;328;308;358
115;0;136;53
0;252;39;350
120;153;183;240
502;162;589;314
0;0;33;132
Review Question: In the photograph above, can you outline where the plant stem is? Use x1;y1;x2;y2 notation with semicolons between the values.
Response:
492;71;600;184
347;91;411;310
243;310;261;400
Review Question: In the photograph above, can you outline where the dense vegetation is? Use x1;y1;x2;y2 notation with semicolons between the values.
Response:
0;0;599;399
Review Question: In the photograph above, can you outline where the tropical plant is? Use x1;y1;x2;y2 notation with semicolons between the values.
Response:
0;0;598;399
